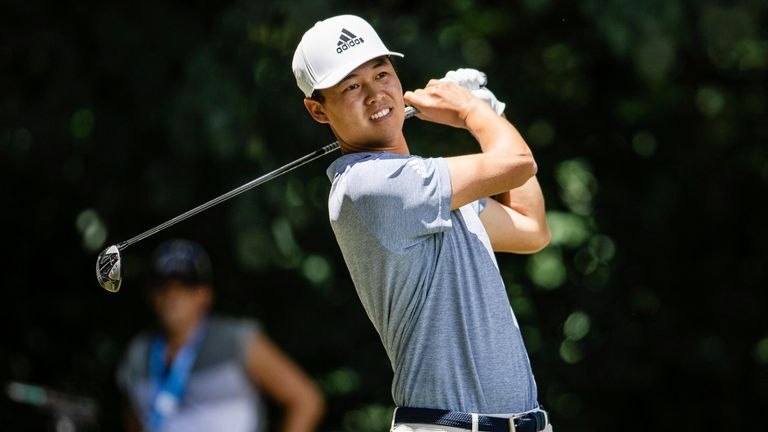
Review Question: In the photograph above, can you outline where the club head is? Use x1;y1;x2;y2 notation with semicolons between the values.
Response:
96;245;122;293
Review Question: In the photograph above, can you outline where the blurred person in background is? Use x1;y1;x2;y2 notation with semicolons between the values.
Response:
116;239;324;432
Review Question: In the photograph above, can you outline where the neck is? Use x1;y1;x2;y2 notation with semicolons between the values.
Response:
165;318;201;359
339;134;410;155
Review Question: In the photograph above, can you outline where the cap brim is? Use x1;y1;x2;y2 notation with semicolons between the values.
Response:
312;51;404;93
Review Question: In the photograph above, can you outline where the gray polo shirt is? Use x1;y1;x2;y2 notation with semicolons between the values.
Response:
327;152;538;414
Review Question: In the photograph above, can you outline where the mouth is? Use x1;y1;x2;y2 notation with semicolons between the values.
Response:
370;107;392;121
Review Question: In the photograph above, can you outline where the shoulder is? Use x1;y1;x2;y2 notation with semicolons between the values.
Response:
206;315;260;341
330;152;442;196
193;316;260;368
206;316;261;348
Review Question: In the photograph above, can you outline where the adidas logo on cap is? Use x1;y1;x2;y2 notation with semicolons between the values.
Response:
336;28;365;54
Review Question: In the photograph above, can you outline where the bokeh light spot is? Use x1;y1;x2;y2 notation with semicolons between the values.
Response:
635;36;675;81
632;131;657;157
527;247;566;289
559;340;584;364
271;218;300;262
75;209;107;253
563;310;591;341
438;25;463;48
343;403;393;432
553;392;582;418
546;211;592;248
528;120;555;147
302;254;332;285
696;87;725;117
573;248;598;275
320;367;361;395
555;159;598;216
285;179;305;207
699;4;764;71
589;235;616;262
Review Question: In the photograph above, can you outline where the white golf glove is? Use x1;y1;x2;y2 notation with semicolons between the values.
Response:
441;68;506;116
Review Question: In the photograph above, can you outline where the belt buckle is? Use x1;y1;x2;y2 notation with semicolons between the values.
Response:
508;409;548;432
507;416;517;432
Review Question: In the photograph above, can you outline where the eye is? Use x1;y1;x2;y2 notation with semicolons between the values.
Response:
343;83;359;92
376;71;389;79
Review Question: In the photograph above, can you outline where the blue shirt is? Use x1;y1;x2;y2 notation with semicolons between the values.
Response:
327;152;538;414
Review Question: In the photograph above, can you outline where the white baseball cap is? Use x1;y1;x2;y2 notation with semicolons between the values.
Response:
292;15;404;98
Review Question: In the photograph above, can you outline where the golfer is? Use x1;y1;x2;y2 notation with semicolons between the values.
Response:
293;15;552;432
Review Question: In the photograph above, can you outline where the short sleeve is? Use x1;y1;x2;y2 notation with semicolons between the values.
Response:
191;316;261;368
235;319;260;363
343;155;453;251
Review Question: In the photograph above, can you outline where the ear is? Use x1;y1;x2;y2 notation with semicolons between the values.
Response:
303;98;330;124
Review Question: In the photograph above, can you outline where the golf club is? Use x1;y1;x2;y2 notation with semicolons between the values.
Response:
96;106;419;293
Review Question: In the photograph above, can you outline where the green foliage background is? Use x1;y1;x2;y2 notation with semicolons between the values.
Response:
2;0;767;430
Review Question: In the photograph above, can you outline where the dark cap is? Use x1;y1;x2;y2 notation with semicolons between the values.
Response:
151;239;213;285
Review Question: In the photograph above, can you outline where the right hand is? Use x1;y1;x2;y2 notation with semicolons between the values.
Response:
404;80;492;129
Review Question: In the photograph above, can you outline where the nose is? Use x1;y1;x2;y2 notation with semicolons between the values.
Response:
364;81;385;106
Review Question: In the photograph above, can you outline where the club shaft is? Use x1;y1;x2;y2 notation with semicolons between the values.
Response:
116;106;418;250
117;141;339;250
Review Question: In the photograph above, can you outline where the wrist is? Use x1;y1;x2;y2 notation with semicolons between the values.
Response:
463;100;500;131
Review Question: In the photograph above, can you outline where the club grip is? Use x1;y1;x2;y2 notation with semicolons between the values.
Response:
404;105;419;119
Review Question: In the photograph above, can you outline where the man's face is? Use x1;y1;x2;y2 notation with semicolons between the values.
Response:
305;57;406;150
151;278;211;334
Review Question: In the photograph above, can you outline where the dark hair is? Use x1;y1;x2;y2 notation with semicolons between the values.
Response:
310;89;325;103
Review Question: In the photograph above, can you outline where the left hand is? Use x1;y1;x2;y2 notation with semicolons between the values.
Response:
441;68;506;116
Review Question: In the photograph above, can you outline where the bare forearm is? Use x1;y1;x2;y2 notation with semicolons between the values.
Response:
247;335;326;432
493;176;546;218
455;106;537;200
465;103;532;158
483;175;550;253
281;394;325;432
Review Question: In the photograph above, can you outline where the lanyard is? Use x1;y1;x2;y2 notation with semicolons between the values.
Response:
147;320;207;431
